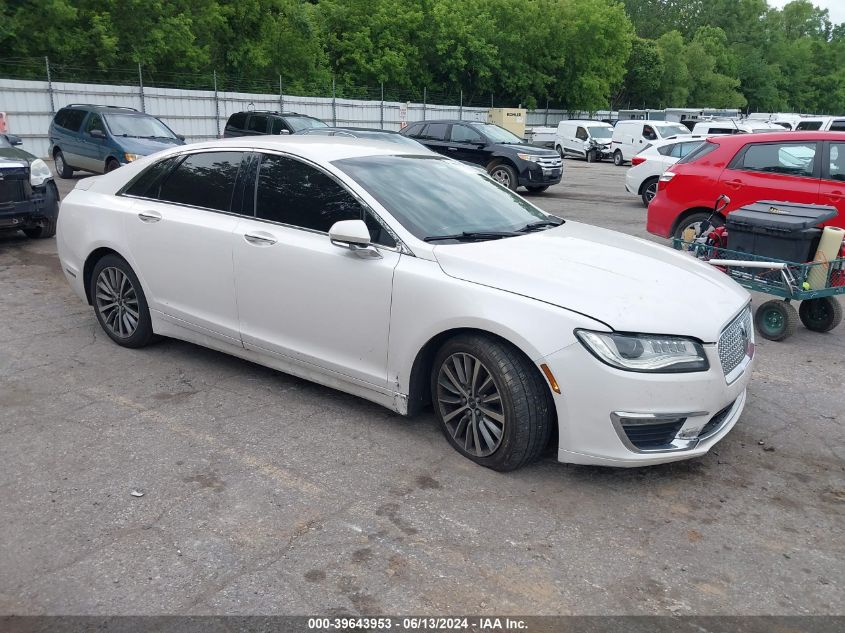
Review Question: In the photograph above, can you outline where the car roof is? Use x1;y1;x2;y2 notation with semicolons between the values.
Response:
61;104;144;114
701;130;844;144
180;135;432;161
558;120;609;125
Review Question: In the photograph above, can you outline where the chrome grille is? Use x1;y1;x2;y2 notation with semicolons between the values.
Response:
718;307;752;377
535;156;562;170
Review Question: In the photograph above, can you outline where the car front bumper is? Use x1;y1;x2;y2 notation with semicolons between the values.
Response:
518;164;562;187
0;180;59;230
541;339;753;467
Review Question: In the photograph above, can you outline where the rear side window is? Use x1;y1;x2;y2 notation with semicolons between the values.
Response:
732;142;817;177
226;112;247;130
158;151;244;211
403;122;425;138
677;141;719;165
55;109;86;131
247;115;268;134
421;123;448;141
122;157;177;198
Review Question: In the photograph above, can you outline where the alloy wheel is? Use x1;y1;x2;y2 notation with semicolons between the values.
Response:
644;181;658;203
491;168;511;188
55;153;65;173
436;353;505;457
95;267;140;338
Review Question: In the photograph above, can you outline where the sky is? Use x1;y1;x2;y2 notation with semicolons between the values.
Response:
767;0;845;25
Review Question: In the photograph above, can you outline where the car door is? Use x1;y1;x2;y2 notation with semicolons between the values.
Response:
447;123;488;166
718;140;820;211
571;126;588;157
818;141;845;228
52;109;87;168
79;112;109;172
418;122;450;156
232;152;401;388
123;150;247;344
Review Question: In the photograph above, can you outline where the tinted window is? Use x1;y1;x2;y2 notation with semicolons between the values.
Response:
828;143;845;181
123;157;177;198
403;122;425;137
227;112;247;130
709;127;739;135
421;123;448;141
285;116;328;132
657;143;675;157
830;120;845;132
450;124;483;144
254;154;363;232
86;113;105;134
735;142;817;177
247;115;268;134
796;121;823;131
158;152;244;211
271;117;286;134
55;109;86;131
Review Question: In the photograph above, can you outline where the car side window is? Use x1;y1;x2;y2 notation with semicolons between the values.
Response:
403;122;424;138
830;120;845;132
122;157;178;198
227;112;247;130
734;142;817;177
450;125;483;144
678;141;702;158
271;117;286;134
575;127;588;141
828;143;845;181
86;113;105;134
796;121;822;131
422;123;448;141
642;125;657;141
157;151;244;211
247;115;268;134
657;143;675;157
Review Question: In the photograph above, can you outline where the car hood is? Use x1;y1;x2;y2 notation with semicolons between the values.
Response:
114;136;185;155
432;221;749;342
0;146;37;165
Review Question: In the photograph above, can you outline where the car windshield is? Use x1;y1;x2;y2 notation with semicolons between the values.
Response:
587;127;612;139
659;124;691;137
333;155;551;241
104;113;176;139
470;123;524;144
286;116;328;132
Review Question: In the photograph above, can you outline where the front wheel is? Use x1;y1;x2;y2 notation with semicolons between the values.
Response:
672;212;724;241
525;185;549;193
641;178;659;207
90;254;155;348
586;149;597;163
431;334;553;471
613;150;624;166
755;300;798;341
488;164;518;191
799;297;842;333
105;158;121;173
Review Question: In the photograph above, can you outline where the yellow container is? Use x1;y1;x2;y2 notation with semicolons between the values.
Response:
487;108;526;138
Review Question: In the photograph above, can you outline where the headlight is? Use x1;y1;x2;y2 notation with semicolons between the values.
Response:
124;153;141;162
575;330;709;373
516;152;541;163
29;159;53;187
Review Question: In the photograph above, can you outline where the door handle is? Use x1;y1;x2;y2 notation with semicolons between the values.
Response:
137;211;162;223
825;190;843;199
724;179;743;190
244;231;277;246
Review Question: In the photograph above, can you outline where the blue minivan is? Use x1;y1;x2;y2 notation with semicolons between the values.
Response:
48;104;186;178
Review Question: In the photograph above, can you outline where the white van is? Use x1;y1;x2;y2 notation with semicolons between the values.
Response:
690;119;783;135
610;120;691;165
795;116;845;131
554;120;614;162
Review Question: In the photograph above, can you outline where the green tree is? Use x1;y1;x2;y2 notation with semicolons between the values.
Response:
615;36;664;108
655;31;690;106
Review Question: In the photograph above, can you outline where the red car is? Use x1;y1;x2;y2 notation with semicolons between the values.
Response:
647;131;845;239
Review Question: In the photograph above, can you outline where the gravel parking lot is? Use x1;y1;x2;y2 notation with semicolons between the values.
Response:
1;158;843;616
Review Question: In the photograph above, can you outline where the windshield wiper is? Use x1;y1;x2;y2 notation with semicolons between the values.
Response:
424;230;520;242
518;218;564;232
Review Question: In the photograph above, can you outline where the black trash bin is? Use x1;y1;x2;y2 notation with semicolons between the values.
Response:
726;201;839;262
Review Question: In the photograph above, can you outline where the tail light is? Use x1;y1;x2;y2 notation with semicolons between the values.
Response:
631;156;646;166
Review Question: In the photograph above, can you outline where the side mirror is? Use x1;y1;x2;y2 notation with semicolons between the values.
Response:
329;219;381;259
90;129;106;139
279;129;291;135
4;134;22;146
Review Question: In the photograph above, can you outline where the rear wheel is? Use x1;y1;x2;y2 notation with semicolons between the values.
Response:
673;212;724;241
755;300;798;341
431;334;553;471
799;297;842;333
613;150;624;166
90;254;155;348
105;158;121;173
54;150;73;178
640;177;659;207
488;163;518;191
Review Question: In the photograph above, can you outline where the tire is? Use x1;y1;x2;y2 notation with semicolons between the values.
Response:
672;211;725;241
586;149;597;163
89;254;155;348
613;150;624;166
431;334;553;472
754;300;798;341
105;158;121;173
525;185;549;193
799;297;843;333
54;150;73;178
640;178;659;207
488;163;518;191
556;146;564;159
23;217;57;239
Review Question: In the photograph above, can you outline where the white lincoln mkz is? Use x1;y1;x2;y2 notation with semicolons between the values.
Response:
57;136;754;470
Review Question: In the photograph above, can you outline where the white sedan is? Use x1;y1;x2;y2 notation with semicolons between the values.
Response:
58;136;754;470
625;137;707;206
